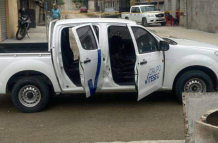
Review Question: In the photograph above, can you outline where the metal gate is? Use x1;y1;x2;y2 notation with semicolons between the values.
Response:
0;0;7;41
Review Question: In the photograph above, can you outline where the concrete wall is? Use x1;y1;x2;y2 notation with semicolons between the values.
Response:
164;0;180;18
183;93;218;143
179;0;186;27
0;15;2;42
180;0;218;33
195;121;218;143
6;0;18;38
190;0;218;33
88;0;95;11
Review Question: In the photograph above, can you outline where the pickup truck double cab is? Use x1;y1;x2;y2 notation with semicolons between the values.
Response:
0;18;218;113
122;5;166;26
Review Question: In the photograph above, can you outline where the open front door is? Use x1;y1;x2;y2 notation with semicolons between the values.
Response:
128;25;164;100
72;24;102;98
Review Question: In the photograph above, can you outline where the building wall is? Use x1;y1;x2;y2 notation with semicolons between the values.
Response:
169;0;218;34
179;0;186;27
88;0;95;11
190;0;218;33
6;0;18;38
0;17;2;42
164;0;180;17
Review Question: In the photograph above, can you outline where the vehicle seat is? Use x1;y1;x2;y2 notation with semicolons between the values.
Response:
109;36;135;80
61;28;81;85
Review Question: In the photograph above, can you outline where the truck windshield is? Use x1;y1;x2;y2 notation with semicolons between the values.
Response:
140;6;158;12
104;8;116;12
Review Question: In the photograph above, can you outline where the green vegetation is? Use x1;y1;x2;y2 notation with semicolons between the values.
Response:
53;0;65;5
72;0;81;3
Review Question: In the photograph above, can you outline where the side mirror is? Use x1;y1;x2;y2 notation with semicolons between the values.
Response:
159;41;170;51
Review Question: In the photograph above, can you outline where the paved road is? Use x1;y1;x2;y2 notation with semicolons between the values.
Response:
147;25;218;46
63;0;74;11
0;92;184;143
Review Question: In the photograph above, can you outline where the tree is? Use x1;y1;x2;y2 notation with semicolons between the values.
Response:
53;0;65;5
130;0;136;6
72;0;81;3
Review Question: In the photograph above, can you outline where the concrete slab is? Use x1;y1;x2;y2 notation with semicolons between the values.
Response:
182;93;218;143
195;121;218;143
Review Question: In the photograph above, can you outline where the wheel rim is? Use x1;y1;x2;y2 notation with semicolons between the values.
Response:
184;78;207;93
18;85;41;107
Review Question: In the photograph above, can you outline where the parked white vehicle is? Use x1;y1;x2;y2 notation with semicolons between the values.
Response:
121;5;166;26
0;18;218;113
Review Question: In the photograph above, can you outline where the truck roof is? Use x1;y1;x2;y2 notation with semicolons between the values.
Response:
132;5;154;7
56;18;137;25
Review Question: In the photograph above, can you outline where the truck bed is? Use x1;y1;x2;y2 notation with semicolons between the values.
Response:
0;43;48;53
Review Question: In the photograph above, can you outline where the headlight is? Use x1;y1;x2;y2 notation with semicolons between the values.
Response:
214;51;218;56
148;15;155;17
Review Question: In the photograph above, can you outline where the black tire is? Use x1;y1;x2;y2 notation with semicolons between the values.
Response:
142;17;149;27
161;22;166;26
16;27;27;40
125;17;129;19
175;70;214;102
11;77;50;113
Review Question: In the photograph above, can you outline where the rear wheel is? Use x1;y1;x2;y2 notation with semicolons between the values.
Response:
142;18;149;27
175;70;214;102
11;77;50;113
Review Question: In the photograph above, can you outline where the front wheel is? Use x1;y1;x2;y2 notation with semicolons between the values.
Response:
161;22;166;26
11;77;50;113
16;26;27;40
175;70;214;102
142;18;149;27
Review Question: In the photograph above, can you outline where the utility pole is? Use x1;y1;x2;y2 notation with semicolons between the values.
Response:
157;0;160;9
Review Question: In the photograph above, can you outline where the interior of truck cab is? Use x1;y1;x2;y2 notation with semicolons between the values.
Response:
108;26;136;85
61;27;81;86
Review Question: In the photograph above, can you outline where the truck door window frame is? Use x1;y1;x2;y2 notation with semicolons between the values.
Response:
131;7;136;13
131;26;159;54
76;25;98;50
135;7;140;13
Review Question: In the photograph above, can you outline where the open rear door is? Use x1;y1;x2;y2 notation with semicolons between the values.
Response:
48;20;58;51
72;24;102;98
128;24;164;100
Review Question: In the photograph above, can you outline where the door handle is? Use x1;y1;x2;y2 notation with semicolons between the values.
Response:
84;59;91;64
140;60;147;65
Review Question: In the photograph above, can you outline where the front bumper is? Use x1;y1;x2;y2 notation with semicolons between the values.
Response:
147;17;166;24
101;14;121;18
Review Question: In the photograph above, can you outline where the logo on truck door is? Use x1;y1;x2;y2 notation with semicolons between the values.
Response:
145;65;161;85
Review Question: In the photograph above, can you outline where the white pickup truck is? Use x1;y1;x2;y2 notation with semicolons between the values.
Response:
0;18;218;113
121;5;166;26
